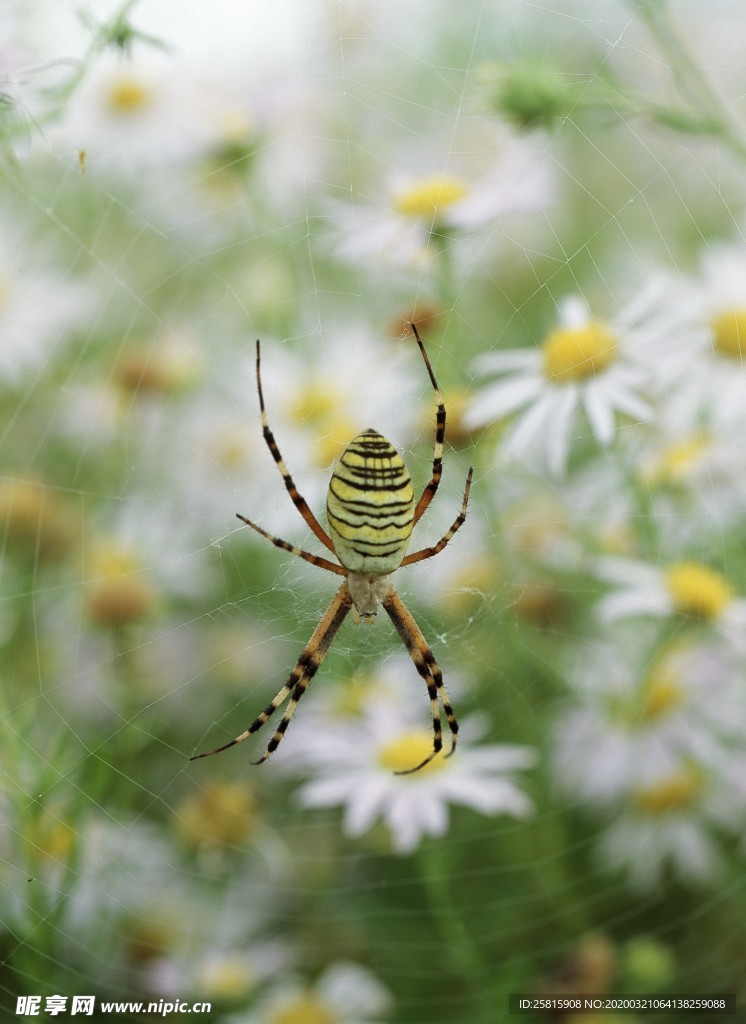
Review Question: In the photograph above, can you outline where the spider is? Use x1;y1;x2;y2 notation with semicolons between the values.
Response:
191;324;472;774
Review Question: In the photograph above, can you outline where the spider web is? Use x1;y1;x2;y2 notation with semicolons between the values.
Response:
1;1;745;1022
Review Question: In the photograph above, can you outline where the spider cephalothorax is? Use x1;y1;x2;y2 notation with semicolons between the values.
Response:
191;324;472;774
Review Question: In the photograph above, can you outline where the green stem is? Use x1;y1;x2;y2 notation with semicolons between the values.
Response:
634;1;716;112
431;228;459;312
41;0;150;112
418;844;496;1022
631;0;746;163
56;0;147;102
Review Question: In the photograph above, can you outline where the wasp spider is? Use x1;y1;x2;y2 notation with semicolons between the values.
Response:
191;325;472;774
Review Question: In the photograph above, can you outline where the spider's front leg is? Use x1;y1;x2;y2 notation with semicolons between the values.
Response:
382;588;459;774
191;581;352;764
409;322;447;526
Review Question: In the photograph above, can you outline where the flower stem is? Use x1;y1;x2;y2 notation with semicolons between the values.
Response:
631;0;746;163
417;844;496;1022
431;228;459;312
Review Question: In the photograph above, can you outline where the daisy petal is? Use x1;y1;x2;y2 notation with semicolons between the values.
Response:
606;383;654;423
597;588;670;623
317;962;394;1017
344;776;391;837
557;295;592;329
503;389;562;461
593;557;661;587
472;349;540;374
386;797;429;852
547;384;578;475
583;381;616;444
464;375;543;427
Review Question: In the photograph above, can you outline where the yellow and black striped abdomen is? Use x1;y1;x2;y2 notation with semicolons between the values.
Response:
327;429;415;575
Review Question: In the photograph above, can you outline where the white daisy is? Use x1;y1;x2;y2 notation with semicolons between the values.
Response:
0;208;93;386
56;323;202;460
191;946;289;1007
631;411;746;543
551;637;746;890
289;660;535;854
635;406;745;494
595;765;741;890
0;13;80;159
326;127;552;274
65;818;287;1001
551;454;635;560
552;638;745;809
488;474;586;573
70;492;219;633
465;295;655;476
593;555;746;648
233;961;393;1024
56;51;236;175
593;770;728;888
644;244;746;428
690;244;746;425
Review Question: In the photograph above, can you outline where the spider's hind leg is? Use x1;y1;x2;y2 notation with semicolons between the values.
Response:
382;588;459;774
191;582;352;764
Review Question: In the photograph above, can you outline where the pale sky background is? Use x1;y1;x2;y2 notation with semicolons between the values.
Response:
24;0;321;74
21;0;746;86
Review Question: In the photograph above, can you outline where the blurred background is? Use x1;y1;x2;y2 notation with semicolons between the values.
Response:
2;1;745;1021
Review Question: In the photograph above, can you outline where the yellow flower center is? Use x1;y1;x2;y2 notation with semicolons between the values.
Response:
90;544;140;578
377;730;446;775
710;309;746;360
218;108;254;146
633;767;701;815
126;916;177;963
213;425;249;470
393;176;468;221
197;956;256;1000
288;382;341;426
513;581;565;629
665;561;732;619
640;668;682;722
315;419;360;469
335;676;378;718
642;436;708;487
114;348;195;397
542;322;617;382
85;542;156;625
23;813;75;867
287;382;359;467
440;558;499;616
114;331;200;398
0;480;50;537
106;75;153;114
269;995;338;1024
175;782;258;849
0;478;77;561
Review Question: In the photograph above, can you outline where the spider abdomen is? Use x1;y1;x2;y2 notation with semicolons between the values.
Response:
327;428;415;574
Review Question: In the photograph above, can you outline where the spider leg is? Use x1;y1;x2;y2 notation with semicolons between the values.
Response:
190;582;352;763
410;323;446;526
235;513;346;575
382;588;459;774
255;339;336;553
402;467;472;567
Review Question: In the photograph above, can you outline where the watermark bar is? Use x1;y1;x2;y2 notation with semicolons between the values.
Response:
15;996;212;1017
508;994;737;1015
